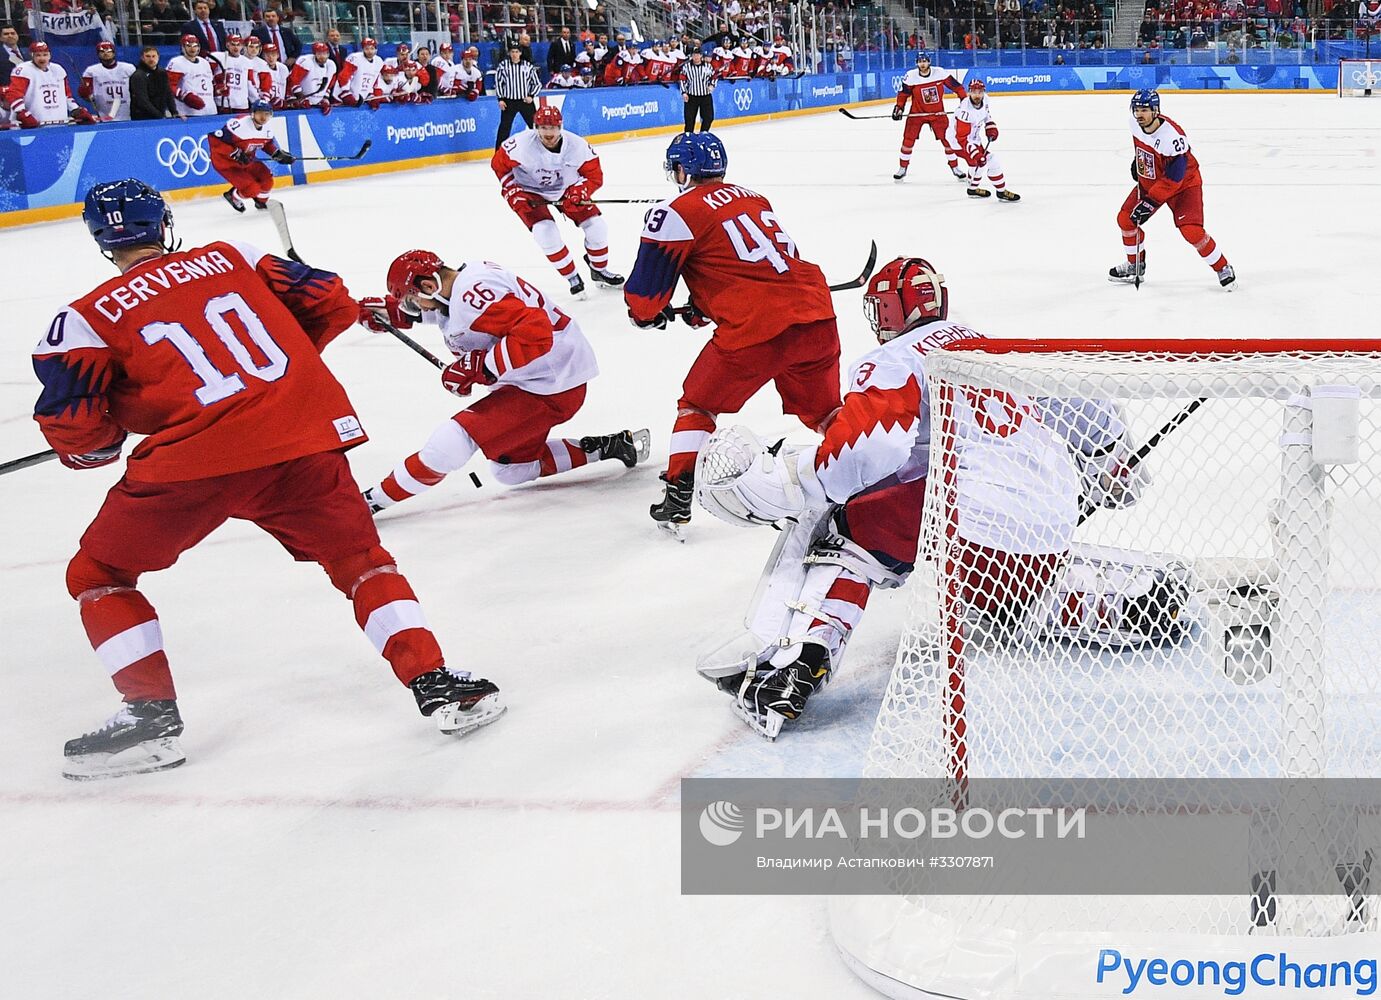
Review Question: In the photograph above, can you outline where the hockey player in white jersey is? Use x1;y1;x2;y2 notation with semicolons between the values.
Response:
449;45;484;98
288;42;336;111
166;34;217;116
694;256;1162;738
356;250;651;512
946;79;1019;201
242;36;271;103
79;42;134;121
335;36;384;106
5;42;98;127
491;104;624;297
212;33;256;112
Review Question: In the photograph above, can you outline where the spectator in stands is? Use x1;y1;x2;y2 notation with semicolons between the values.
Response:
0;24;23;88
140;0;188;44
253;9;301;62
181;0;227;52
213;0;247;19
130;44;182;118
324;26;349;68
547;25;576;75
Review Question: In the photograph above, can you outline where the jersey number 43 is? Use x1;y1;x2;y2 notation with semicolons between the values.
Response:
720;210;799;274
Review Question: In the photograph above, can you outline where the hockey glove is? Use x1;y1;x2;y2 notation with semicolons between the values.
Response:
890;105;904;121
561;181;594;207
503;184;540;214
1130;198;1157;226
182;92;206;110
984;122;999;142
967;143;988;167
1078;436;1152;511
341;93;359;106
440;349;496;397
630;305;676;330
464;88;478;101
270;148;295;165
1130;158;1140;182
358;295;420;332
61;432;127;471
230;146;253;164
680;302;711;329
16;109;39;128
320;100;332;115
70;106;97;125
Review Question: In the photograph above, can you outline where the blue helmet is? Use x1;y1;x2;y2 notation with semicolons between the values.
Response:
82;178;174;253
1130;88;1160;112
664;132;727;183
251;97;273;114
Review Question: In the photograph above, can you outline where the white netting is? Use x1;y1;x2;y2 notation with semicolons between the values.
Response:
1340;59;1381;97
836;345;1381;1000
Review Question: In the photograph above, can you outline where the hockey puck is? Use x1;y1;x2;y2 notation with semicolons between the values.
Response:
469;472;482;488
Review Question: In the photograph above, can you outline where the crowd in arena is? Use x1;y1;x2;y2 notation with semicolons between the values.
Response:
920;0;1115;49
1138;0;1380;48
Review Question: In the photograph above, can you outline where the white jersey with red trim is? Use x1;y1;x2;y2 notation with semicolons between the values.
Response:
213;51;256;110
338;51;384;101
81;61;134;119
8;61;75;124
946;96;994;151
447;61;483;95
261;61;289;103
813;320;1080;554
1361;0;1381;21
244;55;270;100
290;55;336;104
371;74;400;101
492;128;600;202
166;54;216;115
418;261;599;395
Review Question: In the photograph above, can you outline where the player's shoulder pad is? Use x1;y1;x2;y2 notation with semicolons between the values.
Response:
640;200;693;241
34;306;105;354
1156;114;1189;141
217;238;269;269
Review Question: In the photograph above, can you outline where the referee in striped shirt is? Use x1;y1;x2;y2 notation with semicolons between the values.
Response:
493;44;543;148
679;48;715;133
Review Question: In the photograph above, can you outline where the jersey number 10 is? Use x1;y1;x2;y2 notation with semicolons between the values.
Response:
720;210;798;274
139;291;289;406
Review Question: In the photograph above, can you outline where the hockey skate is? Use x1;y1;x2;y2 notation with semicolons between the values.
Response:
995;190;1021;203
966;187;991;199
892;166;908;181
409;668;506;737
583;254;625;288
568;274;587;300
1108;253;1146;284
253;198;269;211
63;700;186;780
223;188;245;213
951;165;968;180
579;428;652;469
1218;264;1237;291
734;643;831;741
362;486;389;515
650;471;694;538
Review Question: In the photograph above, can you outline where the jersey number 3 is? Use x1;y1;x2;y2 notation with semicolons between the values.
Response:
721;210;798;274
140;292;289;406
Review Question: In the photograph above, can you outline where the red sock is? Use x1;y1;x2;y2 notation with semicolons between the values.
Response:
539;439;592;477
667;408;717;479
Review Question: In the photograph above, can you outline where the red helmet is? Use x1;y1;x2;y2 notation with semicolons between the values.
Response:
968;77;986;95
362;36;377;48
226;32;243;44
463;45;479;59
863;257;948;341
439;41;453;50
380;63;397;75
387;249;446;304
534;104;562;128
312;41;329;54
30;41;51;54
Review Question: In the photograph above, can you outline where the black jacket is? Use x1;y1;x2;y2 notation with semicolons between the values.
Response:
546;37;576;74
130;62;179;119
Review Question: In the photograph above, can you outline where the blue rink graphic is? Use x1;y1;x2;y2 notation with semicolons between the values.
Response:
0;62;1343;217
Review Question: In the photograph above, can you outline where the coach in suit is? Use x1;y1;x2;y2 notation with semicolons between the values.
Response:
179;0;227;52
323;27;349;71
545;26;576;76
0;24;23;87
252;10;301;62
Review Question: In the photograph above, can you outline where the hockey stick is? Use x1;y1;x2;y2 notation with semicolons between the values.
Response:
1075;396;1206;526
265;199;305;264
0;448;58;476
1133;228;1144;292
837;107;948;121
291;140;372;162
667;240;878;323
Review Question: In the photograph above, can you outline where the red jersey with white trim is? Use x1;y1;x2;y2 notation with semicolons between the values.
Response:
491;128;603;203
166;54;217;115
6;61;76;125
336;51;384;100
624;181;835;350
813;320;1079;554
33;241;363;483
946;95;994;152
80;61;134;120
1131;112;1201;202
894;65;965;115
417;262;598;396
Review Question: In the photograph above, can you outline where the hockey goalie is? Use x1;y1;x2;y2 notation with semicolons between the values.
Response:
694;255;1187;739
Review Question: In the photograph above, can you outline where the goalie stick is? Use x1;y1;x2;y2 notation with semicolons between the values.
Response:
1076;396;1206;526
0;448;58;477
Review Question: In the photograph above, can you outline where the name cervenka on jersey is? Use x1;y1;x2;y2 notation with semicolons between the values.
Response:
91;249;237;323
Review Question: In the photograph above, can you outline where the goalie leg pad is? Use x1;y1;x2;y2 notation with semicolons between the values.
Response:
1035;543;1191;647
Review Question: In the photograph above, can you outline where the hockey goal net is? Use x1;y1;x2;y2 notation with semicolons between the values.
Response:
832;339;1381;1000
1339;59;1380;97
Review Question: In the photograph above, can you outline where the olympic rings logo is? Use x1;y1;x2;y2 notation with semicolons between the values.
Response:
733;88;753;111
1350;67;1381;87
156;136;211;178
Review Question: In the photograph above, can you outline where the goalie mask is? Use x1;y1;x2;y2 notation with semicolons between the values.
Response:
862;256;948;343
387;249;448;309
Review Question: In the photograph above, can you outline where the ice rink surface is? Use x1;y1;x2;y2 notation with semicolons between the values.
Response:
0;93;1377;999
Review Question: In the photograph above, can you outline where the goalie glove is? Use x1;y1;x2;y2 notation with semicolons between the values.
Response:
357;294;420;332
1078;434;1151;511
695;425;827;528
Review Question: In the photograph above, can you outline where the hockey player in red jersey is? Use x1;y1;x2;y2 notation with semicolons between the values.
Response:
357;250;650;512
693;257;1162;738
209;98;296;212
1112;89;1235;289
892;52;966;181
39;180;503;780
491;104;624;297
623;132;842;532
